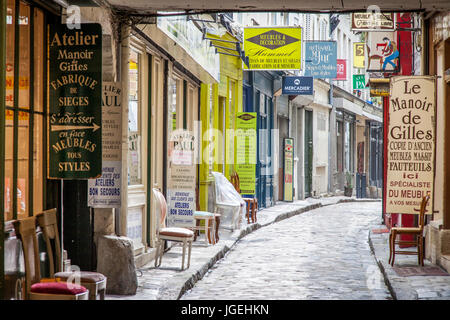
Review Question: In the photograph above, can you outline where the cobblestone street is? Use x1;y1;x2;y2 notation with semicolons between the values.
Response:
181;202;391;300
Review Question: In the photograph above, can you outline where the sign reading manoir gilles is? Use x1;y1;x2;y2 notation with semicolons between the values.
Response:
386;76;436;215
48;24;102;179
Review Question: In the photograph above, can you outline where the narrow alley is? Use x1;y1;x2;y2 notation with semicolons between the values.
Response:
181;202;390;300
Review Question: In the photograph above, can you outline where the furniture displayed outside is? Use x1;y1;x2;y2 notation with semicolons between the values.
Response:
36;209;107;300
152;188;195;270
192;211;220;245
389;194;429;266
230;172;258;224
13;217;89;300
212;172;245;231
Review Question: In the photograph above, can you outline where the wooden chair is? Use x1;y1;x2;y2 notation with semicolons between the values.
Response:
389;194;429;266
193;187;220;245
231;172;258;224
36;209;107;300
13;217;89;300
152;188;194;270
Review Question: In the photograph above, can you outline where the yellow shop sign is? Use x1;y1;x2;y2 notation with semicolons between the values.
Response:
243;27;302;71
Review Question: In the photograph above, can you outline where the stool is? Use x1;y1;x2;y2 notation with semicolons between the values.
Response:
192;211;219;245
243;198;258;223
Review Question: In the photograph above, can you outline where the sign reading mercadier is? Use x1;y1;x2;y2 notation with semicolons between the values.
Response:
386;76;436;214
48;23;102;179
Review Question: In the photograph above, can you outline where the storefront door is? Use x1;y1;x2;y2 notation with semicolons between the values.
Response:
304;110;313;198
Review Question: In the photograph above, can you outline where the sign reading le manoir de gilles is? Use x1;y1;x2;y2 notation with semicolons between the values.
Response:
244;27;302;71
48;23;102;179
282;76;313;95
386;76;436;215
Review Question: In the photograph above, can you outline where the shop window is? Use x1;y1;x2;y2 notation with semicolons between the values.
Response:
4;1;45;221
168;75;181;135
128;49;142;185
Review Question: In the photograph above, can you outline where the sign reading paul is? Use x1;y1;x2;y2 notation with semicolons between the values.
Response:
48;23;102;179
167;130;196;228
243;27;302;70
386;76;436;215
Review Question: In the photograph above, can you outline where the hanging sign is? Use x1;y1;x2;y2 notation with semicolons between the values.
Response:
369;78;390;96
335;59;347;80
236;112;257;195
351;12;395;31
48;23;102;179
304;41;337;79
367;32;399;72
385;76;436;214
88;83;122;208
353;42;365;69
283;138;294;202
243;27;302;71
282;76;313;95
167;130;196;228
353;74;366;90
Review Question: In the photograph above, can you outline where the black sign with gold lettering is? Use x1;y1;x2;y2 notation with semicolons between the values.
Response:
48;23;102;179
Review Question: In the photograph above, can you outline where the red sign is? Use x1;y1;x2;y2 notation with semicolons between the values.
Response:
335;59;347;80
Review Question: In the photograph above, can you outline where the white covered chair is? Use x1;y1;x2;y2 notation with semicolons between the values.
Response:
212;172;245;231
152;188;195;270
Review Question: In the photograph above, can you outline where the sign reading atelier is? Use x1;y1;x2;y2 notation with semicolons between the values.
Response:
48;23;102;179
243;27;302;70
386;76;436;215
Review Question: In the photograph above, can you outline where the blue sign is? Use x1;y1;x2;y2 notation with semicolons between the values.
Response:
282;76;314;95
304;41;337;79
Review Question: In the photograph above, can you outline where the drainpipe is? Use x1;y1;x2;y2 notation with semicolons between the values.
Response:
328;81;335;194
119;23;130;236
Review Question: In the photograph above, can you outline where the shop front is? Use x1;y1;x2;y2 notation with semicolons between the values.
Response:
130;15;219;258
243;71;275;209
198;27;243;212
1;0;64;299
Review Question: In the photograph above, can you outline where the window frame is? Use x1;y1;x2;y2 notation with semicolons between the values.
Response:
4;0;46;221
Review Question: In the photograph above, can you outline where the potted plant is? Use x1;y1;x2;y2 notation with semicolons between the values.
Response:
344;171;353;197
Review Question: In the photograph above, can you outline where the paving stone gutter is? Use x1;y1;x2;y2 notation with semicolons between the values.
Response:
153;197;382;300
368;228;419;300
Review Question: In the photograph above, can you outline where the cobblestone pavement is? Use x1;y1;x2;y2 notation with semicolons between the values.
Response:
181;202;391;300
370;226;450;300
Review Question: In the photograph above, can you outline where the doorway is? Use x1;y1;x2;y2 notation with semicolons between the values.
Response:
304;109;313;198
